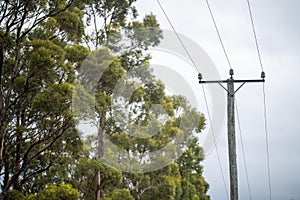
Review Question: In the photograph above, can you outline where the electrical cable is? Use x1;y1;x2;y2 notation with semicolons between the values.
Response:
202;85;229;200
156;0;199;73
156;1;229;199
262;83;272;200
246;1;272;199
246;0;264;72
204;0;232;69
235;98;252;200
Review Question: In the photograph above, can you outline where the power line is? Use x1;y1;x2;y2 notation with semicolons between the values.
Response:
202;85;229;200
201;2;234;197
262;83;272;200
204;0;232;69
246;0;264;72
235;98;252;200
156;0;199;73
155;1;229;199
246;1;272;199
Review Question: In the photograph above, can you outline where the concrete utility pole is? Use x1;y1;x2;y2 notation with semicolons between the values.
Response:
198;69;265;200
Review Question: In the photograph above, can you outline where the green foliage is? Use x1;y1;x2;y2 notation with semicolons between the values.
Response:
54;7;85;42
0;1;90;198
72;158;122;200
127;13;162;50
0;1;210;200
111;189;134;200
26;184;79;200
7;184;80;200
6;190;25;200
65;44;90;67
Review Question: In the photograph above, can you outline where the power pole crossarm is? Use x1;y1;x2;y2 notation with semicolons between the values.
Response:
199;79;264;83
198;69;265;200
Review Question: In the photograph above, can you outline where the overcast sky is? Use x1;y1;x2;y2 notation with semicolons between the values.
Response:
135;0;300;199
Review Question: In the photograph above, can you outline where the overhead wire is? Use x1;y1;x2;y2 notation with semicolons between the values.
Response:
157;0;272;199
246;0;272;199
262;84;272;200
202;0;232;157
156;0;199;73
202;86;229;200
202;1;236;198
246;0;264;72
204;0;270;199
155;0;229;199
204;0;232;69
235;98;252;200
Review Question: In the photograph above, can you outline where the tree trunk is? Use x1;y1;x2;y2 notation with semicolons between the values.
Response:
13;115;22;191
0;46;4;170
96;113;105;200
0;125;5;170
95;170;101;200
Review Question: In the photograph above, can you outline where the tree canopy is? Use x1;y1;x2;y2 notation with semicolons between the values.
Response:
0;1;210;199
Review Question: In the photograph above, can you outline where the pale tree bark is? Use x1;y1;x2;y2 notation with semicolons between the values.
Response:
96;112;105;200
